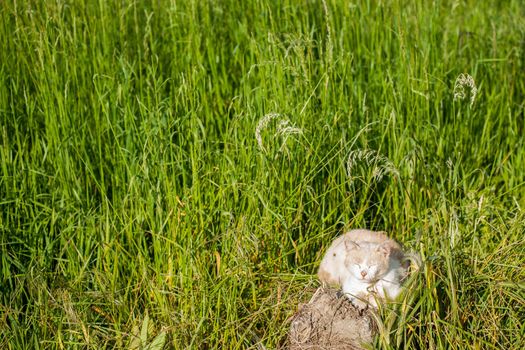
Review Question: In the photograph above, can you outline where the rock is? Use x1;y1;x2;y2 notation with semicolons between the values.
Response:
286;287;376;350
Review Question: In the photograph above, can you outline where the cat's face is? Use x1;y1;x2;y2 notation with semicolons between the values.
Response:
344;241;390;282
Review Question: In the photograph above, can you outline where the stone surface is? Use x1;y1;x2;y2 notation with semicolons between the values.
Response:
287;287;376;350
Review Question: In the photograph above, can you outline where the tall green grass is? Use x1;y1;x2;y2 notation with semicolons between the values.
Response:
1;0;524;348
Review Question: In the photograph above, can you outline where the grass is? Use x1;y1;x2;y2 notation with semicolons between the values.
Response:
1;0;524;348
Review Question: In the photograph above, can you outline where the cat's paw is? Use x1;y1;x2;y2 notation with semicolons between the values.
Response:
349;297;369;312
368;296;379;309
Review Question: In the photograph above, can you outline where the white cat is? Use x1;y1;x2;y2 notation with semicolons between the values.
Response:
318;229;408;310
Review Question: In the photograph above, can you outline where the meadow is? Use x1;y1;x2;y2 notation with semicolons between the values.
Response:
1;0;524;348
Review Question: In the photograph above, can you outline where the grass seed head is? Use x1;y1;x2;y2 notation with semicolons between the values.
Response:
453;73;477;107
255;113;302;152
346;149;399;183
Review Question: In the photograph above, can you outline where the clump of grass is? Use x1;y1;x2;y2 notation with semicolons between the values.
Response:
1;0;524;349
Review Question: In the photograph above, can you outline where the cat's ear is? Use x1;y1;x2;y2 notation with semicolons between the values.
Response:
344;239;360;251
376;243;391;257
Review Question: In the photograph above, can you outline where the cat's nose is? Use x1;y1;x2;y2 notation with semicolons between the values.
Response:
360;271;367;278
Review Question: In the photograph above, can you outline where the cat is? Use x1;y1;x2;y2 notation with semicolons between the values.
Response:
318;229;408;310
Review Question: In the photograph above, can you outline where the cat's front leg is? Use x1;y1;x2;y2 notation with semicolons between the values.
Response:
342;279;370;311
375;280;403;301
367;293;379;308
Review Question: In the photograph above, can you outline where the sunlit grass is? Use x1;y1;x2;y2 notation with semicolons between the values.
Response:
1;0;524;349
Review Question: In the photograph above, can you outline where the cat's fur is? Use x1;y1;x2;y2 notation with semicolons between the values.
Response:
318;229;408;310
